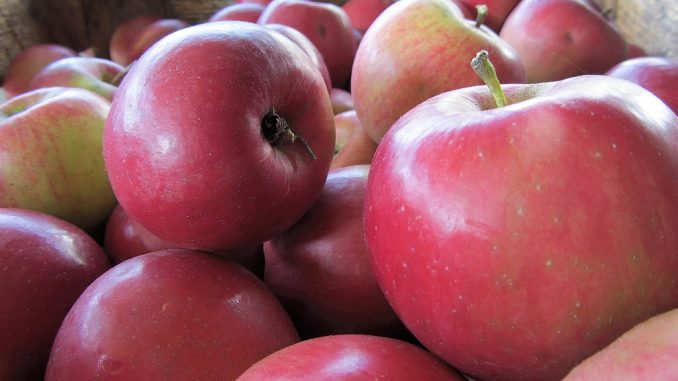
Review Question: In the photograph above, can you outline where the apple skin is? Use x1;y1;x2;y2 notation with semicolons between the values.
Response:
342;0;395;34
0;208;111;381
351;0;526;144
364;75;678;381
457;0;520;31
500;0;627;83
236;334;465;381
27;57;125;101
126;18;190;66
208;3;266;23
606;56;678;115
563;308;678;381
2;44;77;98
109;15;162;66
264;165;406;339
331;110;377;169
103;204;265;277
0;87;117;232
45;249;299;380
258;0;357;88
330;87;353;114
265;23;333;92
104;22;335;251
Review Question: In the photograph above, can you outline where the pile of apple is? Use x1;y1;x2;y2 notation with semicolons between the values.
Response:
1;0;678;380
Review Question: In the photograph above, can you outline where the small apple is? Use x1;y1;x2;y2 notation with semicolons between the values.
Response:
331;110;377;169
236;334;465;380
0;87;117;232
2;44;76;98
109;14;162;66
27;57;125;101
605;56;678;114
342;0;395;34
45;249;300;380
0;208;111;381
208;3;266;23
258;0;357;88
500;0;628;82
124;18;190;67
104;22;335;251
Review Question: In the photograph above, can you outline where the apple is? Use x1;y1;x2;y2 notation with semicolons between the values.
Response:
330;87;353;114
351;0;525;143
605;56;678;114
331;110;377;169
104;204;265;277
27;57;125;101
625;43;647;59
104;22;335;252
341;0;395;34
45;249;300;380
237;0;273;5
236;334;465;380
265;23;333;92
364;68;678;381
264;165;406;338
208;3;266;23
0;87;117;232
457;0;520;31
2;44;76;98
258;0;357;88
0;208;111;381
500;0;628;83
127;19;190;65
109;15;162;66
563;308;678;380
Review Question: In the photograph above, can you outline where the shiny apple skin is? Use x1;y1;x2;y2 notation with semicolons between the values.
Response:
351;0;525;144
364;76;678;381
606;56;678;115
236;334;465;380
104;22;335;251
0;208;111;381
45;249;300;380
264;165;405;338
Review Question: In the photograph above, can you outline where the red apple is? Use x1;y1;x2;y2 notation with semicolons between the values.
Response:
330;87;353;114
342;0;395;34
625;43;647;59
0;87;117;232
208;3;266;23
351;0;525;143
265;23;333;92
0;208;110;381
563;308;678;380
264;165;405;338
236;334;465;380
606;56;678;115
258;0;357;88
364;74;678;381
104;22;335;252
45;249;299;380
500;0;628;82
109;15;162;66
331;110;377;169
126;18;189;66
2;44;76;98
457;0;520;31
103;204;265;276
27;57;125;101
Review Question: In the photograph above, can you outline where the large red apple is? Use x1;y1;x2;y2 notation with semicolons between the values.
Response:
500;0;628;82
0;87;117;232
45;249;299;380
364;74;678;381
264;165;405;338
351;0;525;143
606;56;678;115
27;57;125;101
236;334;465;380
109;15;162;66
563;308;678;380
2;44;76;98
0;208;110;381
258;0;357;88
104;22;335;252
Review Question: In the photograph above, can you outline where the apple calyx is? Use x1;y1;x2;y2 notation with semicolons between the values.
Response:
262;109;317;161
475;4;489;28
471;50;507;108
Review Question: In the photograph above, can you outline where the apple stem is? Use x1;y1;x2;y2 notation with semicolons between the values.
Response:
471;50;507;108
261;110;317;161
475;4;488;28
111;62;134;87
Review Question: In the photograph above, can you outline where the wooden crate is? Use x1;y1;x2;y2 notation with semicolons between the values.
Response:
0;0;676;79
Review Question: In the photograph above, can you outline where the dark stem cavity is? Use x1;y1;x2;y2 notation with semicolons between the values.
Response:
261;110;317;161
